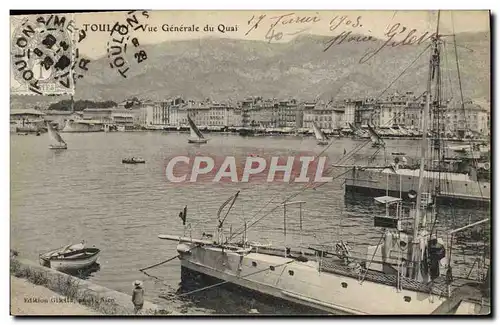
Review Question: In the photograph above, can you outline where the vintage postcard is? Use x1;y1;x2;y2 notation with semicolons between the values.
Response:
10;10;491;316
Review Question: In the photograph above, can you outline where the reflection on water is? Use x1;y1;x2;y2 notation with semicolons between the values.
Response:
65;263;101;280
10;132;490;314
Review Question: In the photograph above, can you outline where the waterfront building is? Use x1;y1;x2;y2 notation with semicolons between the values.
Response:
207;101;239;127
276;99;298;128
332;105;345;129
302;101;335;130
140;101;169;127
82;108;114;122
10;108;46;132
295;105;304;129
186;100;210;127
375;95;410;127
169;103;188;127
229;107;243;127
443;100;490;136
246;104;273;127
403;101;424;130
238;97;298;128
132;94;490;134
111;111;135;127
239;97;255;127
343;100;356;127
240;98;277;127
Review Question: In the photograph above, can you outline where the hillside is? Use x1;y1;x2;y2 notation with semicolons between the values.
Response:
12;31;490;107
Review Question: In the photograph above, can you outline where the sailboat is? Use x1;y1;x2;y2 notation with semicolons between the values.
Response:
311;122;329;145
366;124;385;148
157;12;490;315
187;115;208;144
348;122;368;139
47;122;67;150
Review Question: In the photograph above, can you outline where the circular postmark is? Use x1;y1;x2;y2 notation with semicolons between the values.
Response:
11;14;76;95
106;11;150;79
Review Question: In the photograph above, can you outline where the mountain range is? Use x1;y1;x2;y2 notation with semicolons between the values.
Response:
11;31;490;108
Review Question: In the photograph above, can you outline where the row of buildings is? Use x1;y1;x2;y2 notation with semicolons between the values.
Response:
12;92;491;135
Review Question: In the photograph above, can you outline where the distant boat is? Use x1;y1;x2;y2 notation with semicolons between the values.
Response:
348;122;367;138
238;128;256;137
122;157;145;164
47;122;67;150
187;115;208;144
311;122;329;145
366;124;385;148
61;119;104;133
39;242;100;272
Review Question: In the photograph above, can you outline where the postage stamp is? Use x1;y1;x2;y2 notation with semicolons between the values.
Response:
10;14;77;95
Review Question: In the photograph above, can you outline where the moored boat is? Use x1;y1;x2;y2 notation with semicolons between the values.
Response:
61;119;104;133
39;243;100;272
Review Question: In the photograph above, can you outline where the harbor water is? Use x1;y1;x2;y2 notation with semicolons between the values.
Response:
11;132;490;314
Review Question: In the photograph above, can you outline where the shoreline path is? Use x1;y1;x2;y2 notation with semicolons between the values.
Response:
10;276;99;315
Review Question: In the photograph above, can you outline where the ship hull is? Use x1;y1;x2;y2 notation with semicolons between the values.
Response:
177;244;487;315
61;120;104;133
179;255;354;315
180;266;326;314
344;168;490;205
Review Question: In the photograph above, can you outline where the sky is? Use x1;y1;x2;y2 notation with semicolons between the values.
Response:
10;10;490;59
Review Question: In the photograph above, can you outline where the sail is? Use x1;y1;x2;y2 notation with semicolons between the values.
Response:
187;115;205;139
367;124;384;147
47;122;66;145
311;122;327;141
348;123;364;137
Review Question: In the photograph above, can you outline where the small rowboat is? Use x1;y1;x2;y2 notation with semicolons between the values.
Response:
122;157;145;164
40;243;100;272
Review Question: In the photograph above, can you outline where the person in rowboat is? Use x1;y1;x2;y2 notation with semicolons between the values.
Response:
69;240;85;251
132;280;144;314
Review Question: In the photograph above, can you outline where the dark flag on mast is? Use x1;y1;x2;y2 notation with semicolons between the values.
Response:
179;206;187;225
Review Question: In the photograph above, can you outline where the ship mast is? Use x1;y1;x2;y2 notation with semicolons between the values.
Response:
410;11;441;280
